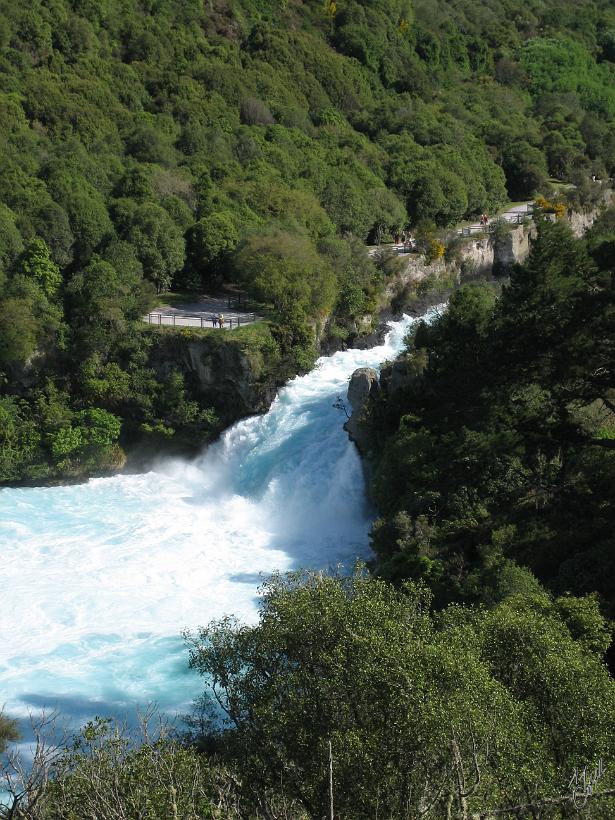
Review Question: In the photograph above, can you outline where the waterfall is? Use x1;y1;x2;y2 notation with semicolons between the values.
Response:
0;312;427;722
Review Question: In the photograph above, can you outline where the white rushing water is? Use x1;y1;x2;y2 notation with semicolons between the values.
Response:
0;314;421;724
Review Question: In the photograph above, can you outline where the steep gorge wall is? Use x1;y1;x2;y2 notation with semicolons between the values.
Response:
138;200;611;460
380;198;610;319
146;330;281;421
343;198;612;461
375;228;527;321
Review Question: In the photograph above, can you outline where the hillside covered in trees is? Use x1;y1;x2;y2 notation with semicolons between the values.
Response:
359;215;615;646
2;3;615;815
2;0;615;482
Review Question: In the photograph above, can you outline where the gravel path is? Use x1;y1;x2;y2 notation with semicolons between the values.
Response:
368;200;535;257
150;201;537;322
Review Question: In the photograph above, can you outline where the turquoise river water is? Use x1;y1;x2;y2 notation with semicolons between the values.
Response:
0;313;426;728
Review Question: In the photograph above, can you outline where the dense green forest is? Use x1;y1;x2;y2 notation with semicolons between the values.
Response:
2;0;615;482
361;216;615;641
2;3;615;812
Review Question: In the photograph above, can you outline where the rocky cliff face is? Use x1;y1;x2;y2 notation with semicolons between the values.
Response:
567;191;613;236
342;199;612;461
494;222;534;269
148;331;281;423
344;358;419;459
378;200;610;320
343;367;380;454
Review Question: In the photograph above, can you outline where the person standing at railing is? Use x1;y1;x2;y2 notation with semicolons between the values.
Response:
219;314;225;329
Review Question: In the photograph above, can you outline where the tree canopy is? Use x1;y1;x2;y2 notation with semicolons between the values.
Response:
362;217;615;632
1;0;615;481
184;568;615;818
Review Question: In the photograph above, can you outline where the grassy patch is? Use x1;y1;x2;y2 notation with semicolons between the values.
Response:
546;178;575;190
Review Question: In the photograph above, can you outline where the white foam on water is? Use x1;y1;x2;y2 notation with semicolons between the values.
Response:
0;312;432;722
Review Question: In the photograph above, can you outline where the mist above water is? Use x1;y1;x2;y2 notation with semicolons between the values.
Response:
0;313;425;724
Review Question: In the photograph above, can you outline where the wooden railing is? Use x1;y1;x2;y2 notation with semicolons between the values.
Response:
146;312;257;330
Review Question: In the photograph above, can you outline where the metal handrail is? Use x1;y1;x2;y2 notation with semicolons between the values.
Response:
457;204;534;237
146;312;257;329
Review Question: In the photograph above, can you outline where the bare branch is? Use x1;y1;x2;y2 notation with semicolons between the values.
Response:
471;787;615;818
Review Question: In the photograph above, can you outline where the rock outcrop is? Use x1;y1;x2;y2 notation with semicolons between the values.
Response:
567;190;613;236
376;198;612;320
343;367;380;454
148;331;282;423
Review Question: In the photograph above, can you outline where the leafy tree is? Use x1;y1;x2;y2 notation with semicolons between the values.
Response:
502;141;548;199
186;569;615;818
67;256;146;355
321;174;374;238
235;230;336;319
0;397;42;481
0;203;23;279
125;118;176;165
369;187;407;237
46;407;122;475
114;163;154;202
141;371;218;439
47;176;114;261
100;238;146;283
186;212;240;287
15;238;62;300
126;204;185;292
0;297;40;366
33;202;75;267
161;194;194;230
80;355;131;407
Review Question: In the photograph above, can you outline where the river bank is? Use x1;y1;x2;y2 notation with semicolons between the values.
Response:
4;196;608;491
